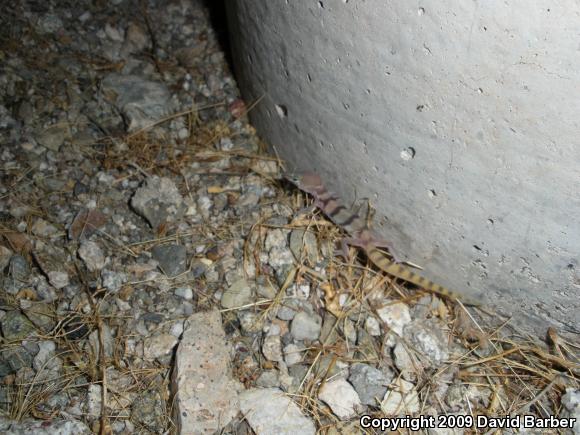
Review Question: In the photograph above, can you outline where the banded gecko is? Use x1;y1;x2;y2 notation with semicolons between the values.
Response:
286;172;481;306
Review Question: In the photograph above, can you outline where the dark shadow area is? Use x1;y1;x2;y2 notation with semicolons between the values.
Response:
202;0;234;70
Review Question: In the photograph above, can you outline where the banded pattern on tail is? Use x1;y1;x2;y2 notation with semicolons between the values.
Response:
366;247;480;305
286;171;482;306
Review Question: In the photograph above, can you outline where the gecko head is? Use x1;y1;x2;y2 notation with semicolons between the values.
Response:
285;172;323;191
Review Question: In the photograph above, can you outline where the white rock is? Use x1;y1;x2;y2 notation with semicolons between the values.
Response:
48;271;69;289
174;286;193;300
290;311;322;341
262;335;283;362
0;417;91;434
78;240;106;272
143;332;178;360
87;384;102;416
33;341;62;373
283;343;303;366
318;378;362;420
240;388;315;435
365;315;381;336
172;310;241;434
376;302;411;335
393;341;418;382
381;378;420;415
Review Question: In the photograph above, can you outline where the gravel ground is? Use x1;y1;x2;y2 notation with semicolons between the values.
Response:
0;1;578;434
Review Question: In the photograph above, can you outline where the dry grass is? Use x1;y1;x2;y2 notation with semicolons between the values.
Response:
1;102;578;435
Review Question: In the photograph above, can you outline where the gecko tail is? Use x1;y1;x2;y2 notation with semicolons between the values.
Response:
366;248;481;306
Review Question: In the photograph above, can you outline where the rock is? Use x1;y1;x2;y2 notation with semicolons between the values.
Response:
289;229;318;264
131;176;185;229
238;311;263;335
318;378;362;420
365;315;381;336
68;209;108;240
561;388;580;435
88;324;114;360
174;286;193;300
265;229;294;270
123;22;149;54
33;341;62;374
101;74;173;132
376;302;411;336
31;219;58;237
276;298;300;321
101;270;126;293
313;354;349;380
262;335;283;362
355;328;379;361
8;255;30;283
283;343;303;366
35;124;70;151
1;311;35;341
256;282;275;301
393;340;418;382
0;417;91;434
151;244;187;277
78;240;106;272
239;388;315;435
86;384;102;417
405;321;449;366
143;332;178;361
221;278;253;308
290;311;322;341
37;13;63;34
381;378;420;415
428;414;466;435
0;246;12;271
47;271;69;289
348;363;393;406
1;347;33;374
172;310;241;434
131;390;164;432
23;303;55;332
255;370;280;388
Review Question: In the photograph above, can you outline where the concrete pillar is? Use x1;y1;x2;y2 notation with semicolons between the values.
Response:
226;0;580;335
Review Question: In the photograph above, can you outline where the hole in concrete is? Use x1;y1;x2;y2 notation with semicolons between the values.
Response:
473;245;482;252
416;104;425;112
418;7;425;15
307;73;312;82
487;218;494;226
318;1;324;8
428;189;437;197
275;104;288;118
366;88;371;94
400;147;416;160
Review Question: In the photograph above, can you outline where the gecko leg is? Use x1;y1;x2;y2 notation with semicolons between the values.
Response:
330;238;354;262
370;238;402;263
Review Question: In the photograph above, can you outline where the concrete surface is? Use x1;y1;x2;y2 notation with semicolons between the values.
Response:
225;0;580;335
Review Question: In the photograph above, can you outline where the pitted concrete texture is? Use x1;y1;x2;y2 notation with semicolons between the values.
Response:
225;1;580;335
